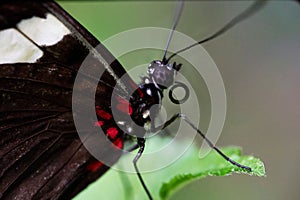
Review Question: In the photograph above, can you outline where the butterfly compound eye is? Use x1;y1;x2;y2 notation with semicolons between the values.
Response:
148;60;177;89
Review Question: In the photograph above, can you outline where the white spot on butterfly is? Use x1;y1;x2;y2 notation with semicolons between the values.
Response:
145;78;150;84
146;88;152;96
117;121;125;125
0;28;43;64
0;13;71;64
127;126;132;133
143;110;150;119
17;13;70;46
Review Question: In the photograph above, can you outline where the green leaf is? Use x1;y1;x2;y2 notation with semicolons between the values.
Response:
73;136;266;200
159;146;266;200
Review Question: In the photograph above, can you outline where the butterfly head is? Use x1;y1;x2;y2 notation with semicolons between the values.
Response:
147;60;181;90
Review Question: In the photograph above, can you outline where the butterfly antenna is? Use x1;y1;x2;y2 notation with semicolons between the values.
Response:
165;0;268;63
162;0;184;64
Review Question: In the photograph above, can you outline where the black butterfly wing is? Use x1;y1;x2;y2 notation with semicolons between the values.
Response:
0;1;133;199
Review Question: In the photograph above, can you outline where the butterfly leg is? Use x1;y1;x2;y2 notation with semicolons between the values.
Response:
133;137;153;200
152;113;252;172
126;143;139;152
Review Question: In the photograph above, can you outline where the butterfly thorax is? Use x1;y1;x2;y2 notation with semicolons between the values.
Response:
129;83;162;128
128;60;181;134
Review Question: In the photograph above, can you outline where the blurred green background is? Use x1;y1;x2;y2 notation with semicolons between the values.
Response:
57;1;300;200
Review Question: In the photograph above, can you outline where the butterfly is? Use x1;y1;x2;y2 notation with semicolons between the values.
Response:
0;1;267;199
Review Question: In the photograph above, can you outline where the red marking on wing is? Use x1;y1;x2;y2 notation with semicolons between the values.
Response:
137;88;144;98
86;161;104;172
95;106;112;120
107;127;119;139
113;138;123;149
116;96;133;115
94;121;104;126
